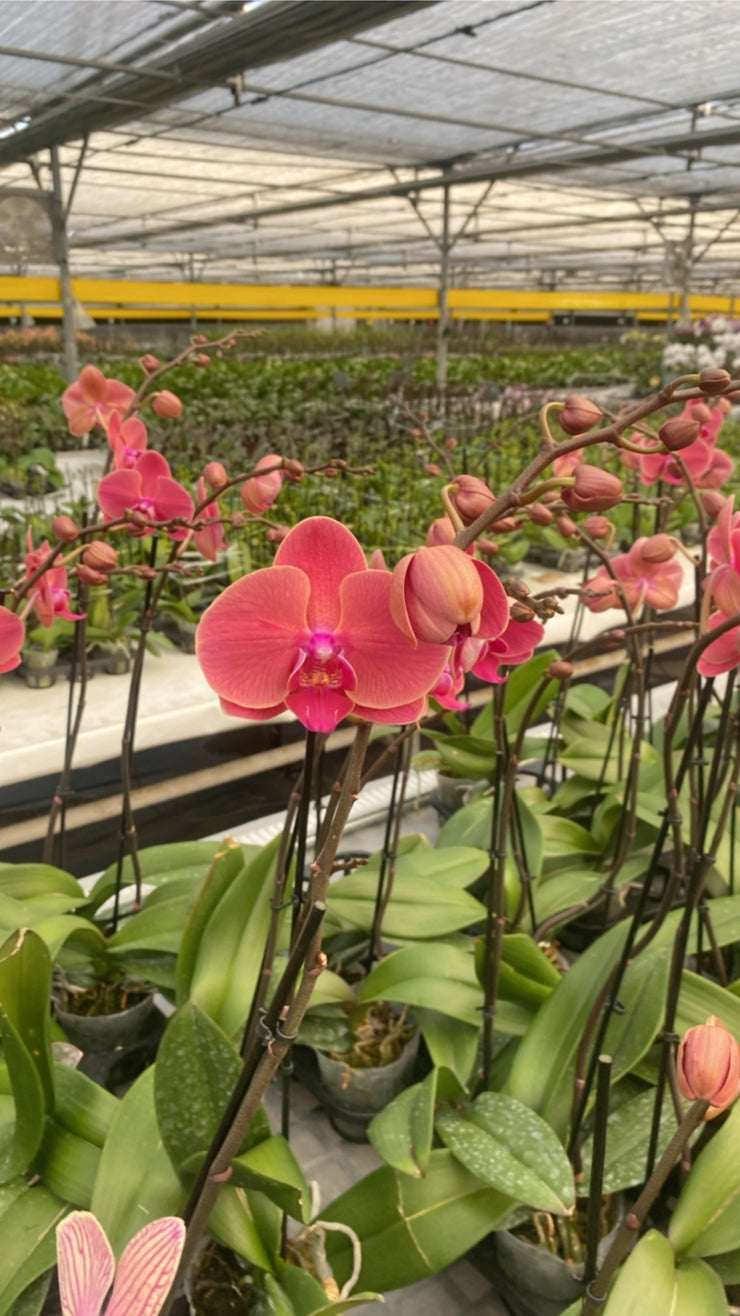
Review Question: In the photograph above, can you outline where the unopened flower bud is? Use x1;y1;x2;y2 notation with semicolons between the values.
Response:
583;514;611;540
391;545;485;644
541;489;561;505
548;660;574;680
151;389;182;419
476;538;499;556
699;367;732;395
140;353;160;374
137;565;158;580
194;353;210;368
325;466;339;478
639;534;675;564
192;334;209;345
425;463;442;477
558;395;603;436
506;578;531;600
528;503;554;526
77;564;108;586
241;454;284;514
129;509;150;528
203;461;228;490
510;601;536;623
266;524;290;544
658;417;700;451
284;459;305;483
82;540;118;571
678;1016;740;1118
445;436;458;450
489;517;517;534
701;490;726;519
564;465;623;513
449;474;496;526
426;517;455;548
716;395;733;415
557;514;578;539
51;515;79;543
230;512;246;529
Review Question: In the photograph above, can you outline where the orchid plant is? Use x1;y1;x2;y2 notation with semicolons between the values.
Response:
4;343;740;1316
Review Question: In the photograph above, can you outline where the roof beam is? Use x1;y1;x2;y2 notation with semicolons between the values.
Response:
0;2;430;166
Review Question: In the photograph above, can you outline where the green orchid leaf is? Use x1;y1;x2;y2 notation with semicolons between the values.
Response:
273;1262;380;1315
52;1062;118;1147
364;843;490;890
187;837;280;1036
175;839;247;1004
368;1066;439;1177
154;1001;242;1175
91;1067;183;1256
413;1007;479;1088
0;930;54;1113
422;733;496;782
229;1134;312;1224
669;1097;740;1257
207;1183;276;1273
82;840;231;916
328;870;486;940
0;1012;45;1184
504;650;559;737
671;1258;729;1316
33;1121;100;1208
581;1087;698;1196
106;881;198;954
602;1229;676;1314
0;1184;67;1316
322;1149;516;1292
5;1271;52;1316
435;1091;574;1214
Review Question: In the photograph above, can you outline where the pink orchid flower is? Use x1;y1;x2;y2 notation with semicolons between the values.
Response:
62;366;136;438
98;451;194;540
698;612;740;678
23;535;84;627
705;495;740;617
193;477;227;562
196;516;448;733
0;606;24;672
108;412;149;469
430;615;545;710
241;454;284;516
56;1210;185;1316
582;537;683;614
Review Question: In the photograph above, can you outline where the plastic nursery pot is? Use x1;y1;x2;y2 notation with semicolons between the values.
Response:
434;771;488;820
175;620;198;653
310;1027;420;1142
97;641;132;675
470;1197;623;1316
20;646;58;688
54;990;156;1053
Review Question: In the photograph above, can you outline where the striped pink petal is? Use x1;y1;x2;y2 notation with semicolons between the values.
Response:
57;1211;115;1316
105;1217;185;1316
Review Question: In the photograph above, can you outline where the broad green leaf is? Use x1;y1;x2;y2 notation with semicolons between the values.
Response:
436;1091;573;1214
0;863;82;901
581;1087;692;1196
328;871;486;940
0;1185;67;1316
154;1002;241;1174
538;815;600;864
91;1068;183;1256
436;796;492;850
175;840;246;1004
207;1184;276;1273
565;683;611;719
106;881;198;954
323;1149;515;1292
34;1121;99;1207
508;924;668;1139
413;1007;479;1087
672;1258;728;1316
504;650;559;737
676;969;740;1039
304;970;356;1009
30;915;106;964
365;844;490;890
82;840;229;915
422;733;496;782
6;1272;52;1316
230;1135;312;1223
368;1067;439;1177
188;837;280;1036
476;934;560;1011
603;1229;675;1315
273;1262;380;1315
357;943;497;1028
669;1097;740;1257
0;1012;44;1184
52;1064;118;1147
708;1247;740;1284
0;930;54;1112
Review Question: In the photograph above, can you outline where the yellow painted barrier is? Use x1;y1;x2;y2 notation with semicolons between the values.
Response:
0;276;733;323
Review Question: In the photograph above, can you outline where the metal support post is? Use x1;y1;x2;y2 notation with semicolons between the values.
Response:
49;146;78;382
436;183;450;394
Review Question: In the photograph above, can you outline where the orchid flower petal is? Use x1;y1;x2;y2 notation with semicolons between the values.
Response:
285;685;355;733
0;606;25;672
275;517;367;632
57;1211;115;1316
196;565;311;710
338;571;448;711
135;451;173;495
105;1217;185;1316
98;469;142;520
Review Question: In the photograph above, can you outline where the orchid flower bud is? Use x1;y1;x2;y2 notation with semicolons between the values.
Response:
557;514;578;538
677;1016;740;1117
425;462;442;477
390;545;484;644
82;541;118;571
699;366;732;395
51;515;79;543
582;514;611;540
140;353;160;374
658;418;700;452
241;454;284;515
426;517;456;547
284;459;305;483
558;395;603;436
77;564;108;586
449;474;496;525
151;389;182;419
203;461;228;490
548;660;574;680
701;490;726;519
638;534;675;564
562;466;623;513
528;502;554;526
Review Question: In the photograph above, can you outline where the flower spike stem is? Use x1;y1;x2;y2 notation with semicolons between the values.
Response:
42;579;89;867
581;1099;710;1314
582;1054;612;1290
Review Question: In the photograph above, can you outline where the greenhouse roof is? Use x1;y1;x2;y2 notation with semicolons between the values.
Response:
1;0;740;290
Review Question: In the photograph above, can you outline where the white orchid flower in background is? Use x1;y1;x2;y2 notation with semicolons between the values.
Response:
56;1211;185;1316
